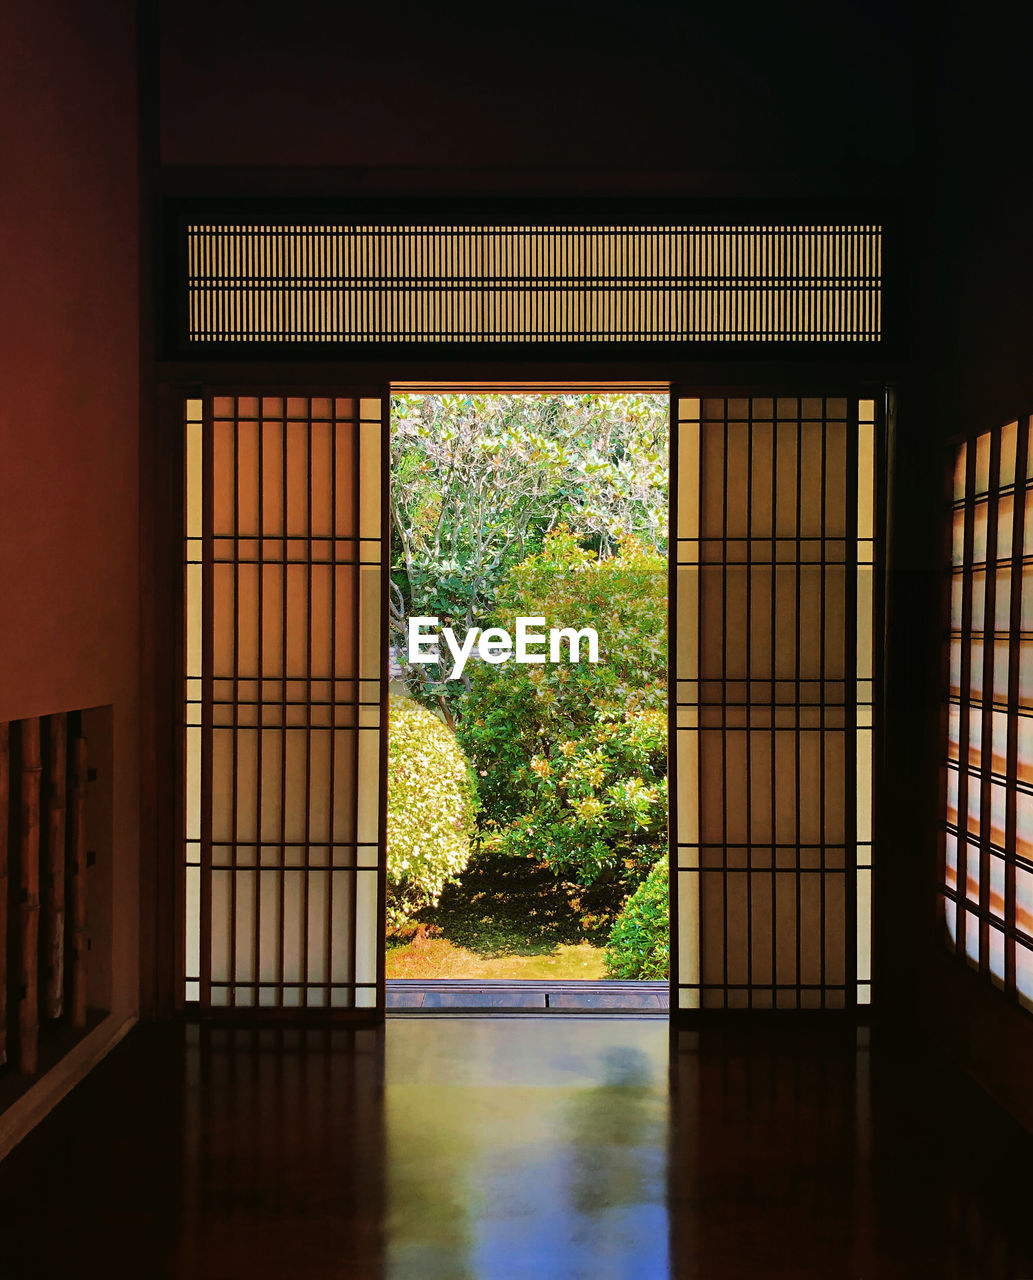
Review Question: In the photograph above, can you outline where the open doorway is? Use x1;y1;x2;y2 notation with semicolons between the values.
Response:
179;385;875;1019
385;392;670;1007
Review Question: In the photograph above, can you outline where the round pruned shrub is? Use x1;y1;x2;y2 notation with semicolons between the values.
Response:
604;857;669;980
387;693;477;928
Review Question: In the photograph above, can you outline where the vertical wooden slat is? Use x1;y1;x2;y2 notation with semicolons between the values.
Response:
1003;419;1029;994
201;397;215;1010
954;442;977;960
0;721;8;1065
302;400;314;1006
377;394;391;1014
183;222;883;346
978;431;1002;976
18;717;42;1073
351;407;361;1001
69;734;88;1030
844;401;860;1005
278;407;289;1006
44;714;67;1019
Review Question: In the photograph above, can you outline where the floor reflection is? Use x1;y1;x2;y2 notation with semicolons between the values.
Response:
669;1026;1033;1279
0;1017;1032;1277
385;1018;670;1280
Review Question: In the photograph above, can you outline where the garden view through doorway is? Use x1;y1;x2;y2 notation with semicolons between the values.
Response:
384;392;670;985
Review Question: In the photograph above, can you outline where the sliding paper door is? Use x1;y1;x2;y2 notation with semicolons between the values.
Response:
184;392;387;1013
672;393;877;1011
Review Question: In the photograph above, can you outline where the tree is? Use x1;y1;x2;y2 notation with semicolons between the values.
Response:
390;393;668;726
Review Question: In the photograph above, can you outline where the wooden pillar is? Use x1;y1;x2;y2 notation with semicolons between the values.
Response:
0;722;9;1068
69;734;88;1030
18;717;42;1074
43;715;67;1020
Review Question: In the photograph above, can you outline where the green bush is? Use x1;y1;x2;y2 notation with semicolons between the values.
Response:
605;857;669;979
387;693;477;928
457;529;667;891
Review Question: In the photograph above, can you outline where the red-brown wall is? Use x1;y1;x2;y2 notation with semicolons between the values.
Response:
0;0;140;1150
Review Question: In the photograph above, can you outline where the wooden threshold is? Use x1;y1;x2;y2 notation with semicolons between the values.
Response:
386;979;669;1013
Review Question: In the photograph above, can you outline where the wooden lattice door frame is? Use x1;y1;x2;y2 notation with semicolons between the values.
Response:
669;387;883;1016
161;376;885;1026
139;200;898;1023
178;386;389;1020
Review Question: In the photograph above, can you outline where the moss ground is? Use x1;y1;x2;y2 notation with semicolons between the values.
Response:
385;849;625;981
385;937;607;980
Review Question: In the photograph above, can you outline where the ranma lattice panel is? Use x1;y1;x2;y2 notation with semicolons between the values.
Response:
184;223;882;345
672;394;876;1011
184;393;387;1012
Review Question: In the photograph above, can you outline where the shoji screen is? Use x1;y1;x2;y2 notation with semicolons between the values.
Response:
672;394;877;1011
184;393;387;1013
943;416;1033;1009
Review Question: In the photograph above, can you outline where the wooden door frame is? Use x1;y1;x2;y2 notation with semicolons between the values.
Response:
669;385;888;1022
141;362;892;1026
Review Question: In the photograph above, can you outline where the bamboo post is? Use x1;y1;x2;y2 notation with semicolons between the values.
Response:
0;722;9;1067
70;734;88;1030
43;715;67;1020
18;717;42;1074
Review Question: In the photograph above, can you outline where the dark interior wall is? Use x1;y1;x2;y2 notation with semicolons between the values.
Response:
0;2;140;1032
159;0;920;185
909;9;1033;1129
930;12;1033;438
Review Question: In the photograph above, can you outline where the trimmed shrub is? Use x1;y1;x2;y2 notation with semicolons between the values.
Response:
457;529;667;891
387;693;477;928
605;857;669;980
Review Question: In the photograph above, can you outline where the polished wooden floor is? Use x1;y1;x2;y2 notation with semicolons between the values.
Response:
0;1017;1030;1278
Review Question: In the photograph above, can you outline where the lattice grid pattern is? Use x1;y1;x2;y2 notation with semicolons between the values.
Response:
185;224;883;344
184;394;385;1010
673;394;875;1010
944;416;1033;1009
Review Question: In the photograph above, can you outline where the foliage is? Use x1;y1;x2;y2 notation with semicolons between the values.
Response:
457;529;667;890
604;857;670;980
386;693;477;928
390;393;668;724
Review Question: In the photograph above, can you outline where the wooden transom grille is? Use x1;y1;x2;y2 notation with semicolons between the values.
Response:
185;224;883;345
672;394;876;1010
184;393;387;1012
